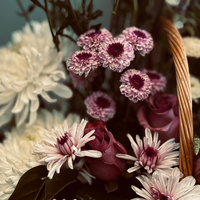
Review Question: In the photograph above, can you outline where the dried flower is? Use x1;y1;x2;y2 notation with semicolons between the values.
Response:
77;28;113;51
132;168;200;200
122;27;153;56
67;50;101;77
120;69;152;103
84;91;116;121
143;70;167;94
34;119;102;179
116;128;179;174
98;37;134;72
183;37;200;58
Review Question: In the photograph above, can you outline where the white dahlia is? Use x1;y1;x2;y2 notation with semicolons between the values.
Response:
10;20;78;60
0;109;70;200
0;20;77;127
132;168;200;200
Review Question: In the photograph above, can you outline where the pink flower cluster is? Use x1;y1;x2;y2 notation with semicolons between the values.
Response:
67;26;154;78
67;27;166;104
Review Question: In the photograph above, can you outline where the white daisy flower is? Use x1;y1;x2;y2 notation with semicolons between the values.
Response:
116;128;179;175
34;119;102;179
0;20;77;127
132;167;200;200
0;109;81;200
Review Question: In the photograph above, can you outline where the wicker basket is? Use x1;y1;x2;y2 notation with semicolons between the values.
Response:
160;17;193;177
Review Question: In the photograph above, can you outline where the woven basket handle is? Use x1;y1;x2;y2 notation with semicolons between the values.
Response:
160;17;193;177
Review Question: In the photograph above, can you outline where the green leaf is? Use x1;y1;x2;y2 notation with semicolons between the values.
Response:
39;168;78;200
8;165;48;200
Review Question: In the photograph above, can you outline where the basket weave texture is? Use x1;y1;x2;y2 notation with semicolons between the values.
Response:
160;17;193;177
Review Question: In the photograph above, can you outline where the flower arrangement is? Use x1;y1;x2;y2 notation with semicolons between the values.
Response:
1;0;200;199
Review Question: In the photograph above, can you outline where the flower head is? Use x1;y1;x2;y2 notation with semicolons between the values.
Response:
190;75;200;102
182;37;200;58
120;69;152;102
67;50;101;77
98;37;134;72
122;27;153;56
77;28;113;51
0;21;73;127
116;128;179;174
84;91;116;121
143;70;167;94
34;119;102;179
132;168;200;200
0;109;65;200
84;121;127;181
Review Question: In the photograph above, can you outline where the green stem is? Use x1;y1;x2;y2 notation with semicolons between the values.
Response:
44;0;59;51
132;0;138;26
112;0;120;15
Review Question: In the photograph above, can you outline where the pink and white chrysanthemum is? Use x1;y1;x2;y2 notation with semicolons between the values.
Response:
34;119;102;179
132;168;200;200
116;128;179;174
69;70;97;88
120;69;152;102
122;27;153;56
77;28;113;51
98;37;135;72
67;50;101;77
143;69;167;94
84;91;116;122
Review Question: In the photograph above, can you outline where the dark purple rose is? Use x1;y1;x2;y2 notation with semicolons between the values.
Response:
194;154;200;184
137;93;179;143
84;121;127;181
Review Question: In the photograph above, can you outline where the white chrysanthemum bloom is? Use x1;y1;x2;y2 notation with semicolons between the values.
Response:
10;20;78;61
0;109;70;200
34;119;102;179
182;37;200;58
132;168;200;200
190;75;200;103
0;21;77;127
117;128;179;175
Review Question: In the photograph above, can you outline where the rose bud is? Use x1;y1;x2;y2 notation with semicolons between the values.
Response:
137;93;179;143
83;121;127;181
194;153;200;184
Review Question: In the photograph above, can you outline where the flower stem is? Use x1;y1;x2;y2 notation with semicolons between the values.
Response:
68;0;83;33
86;77;92;95
44;0;60;51
112;0;120;15
132;0;138;26
17;0;30;22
